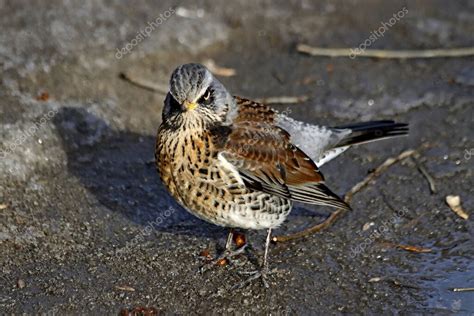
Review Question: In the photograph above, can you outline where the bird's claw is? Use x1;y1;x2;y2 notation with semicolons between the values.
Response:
233;267;278;289
199;244;247;273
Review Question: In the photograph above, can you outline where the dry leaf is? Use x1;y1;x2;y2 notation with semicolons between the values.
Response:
199;249;212;260
446;195;469;219
0;204;7;210
216;258;228;267
36;92;50;101
326;63;334;74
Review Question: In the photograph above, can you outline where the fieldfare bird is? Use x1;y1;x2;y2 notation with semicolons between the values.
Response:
155;63;408;287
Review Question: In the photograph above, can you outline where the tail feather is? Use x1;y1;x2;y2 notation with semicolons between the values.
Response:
333;120;408;148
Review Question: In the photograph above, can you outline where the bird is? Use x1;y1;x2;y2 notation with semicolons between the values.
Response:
155;63;408;287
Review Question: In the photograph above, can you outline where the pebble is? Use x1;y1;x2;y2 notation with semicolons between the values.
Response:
17;279;26;289
362;222;375;231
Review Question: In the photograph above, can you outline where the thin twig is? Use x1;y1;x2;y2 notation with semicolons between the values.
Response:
203;59;236;77
272;209;345;242
273;149;417;243
412;156;437;194
119;72;168;94
254;96;309;105
379;241;432;253
297;44;474;59
396;244;432;253
115;285;136;292
119;71;308;106
389;279;422;289
344;149;417;203
368;277;422;289
380;190;398;213
453;287;474;292
274;149;431;243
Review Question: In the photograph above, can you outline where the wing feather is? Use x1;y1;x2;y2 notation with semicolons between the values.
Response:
211;97;350;211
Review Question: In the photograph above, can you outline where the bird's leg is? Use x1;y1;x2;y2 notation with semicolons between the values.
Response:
219;229;248;259
199;229;247;272
233;228;275;289
262;227;272;275
225;229;234;251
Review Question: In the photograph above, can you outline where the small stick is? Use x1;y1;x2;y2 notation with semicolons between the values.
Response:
297;44;474;59
203;59;236;77
379;241;432;253
412;156;437;194
115;285;136;292
273;149;417;243
272;209;345;242
380;190;398;213
368;277;421;289
119;72;168;94
344;149;417;203
390;279;422;289
396;244;432;253
119;71;308;106
254;96;309;105
452;287;474;292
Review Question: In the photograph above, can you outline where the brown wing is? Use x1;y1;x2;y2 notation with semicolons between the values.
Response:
211;96;350;210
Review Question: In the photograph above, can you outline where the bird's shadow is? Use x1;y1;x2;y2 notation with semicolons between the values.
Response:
53;107;326;241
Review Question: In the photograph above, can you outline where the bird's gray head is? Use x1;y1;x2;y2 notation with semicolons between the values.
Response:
163;63;234;126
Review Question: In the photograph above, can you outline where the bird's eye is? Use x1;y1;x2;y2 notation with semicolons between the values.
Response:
198;88;213;106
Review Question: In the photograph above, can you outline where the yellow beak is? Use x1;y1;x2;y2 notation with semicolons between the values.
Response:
184;101;198;111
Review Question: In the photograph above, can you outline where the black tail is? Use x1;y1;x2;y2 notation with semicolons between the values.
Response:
333;120;409;148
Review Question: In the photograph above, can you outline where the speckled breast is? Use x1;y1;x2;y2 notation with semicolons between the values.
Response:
156;128;292;229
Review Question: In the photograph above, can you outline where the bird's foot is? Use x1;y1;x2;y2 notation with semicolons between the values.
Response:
232;267;278;289
199;244;247;273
